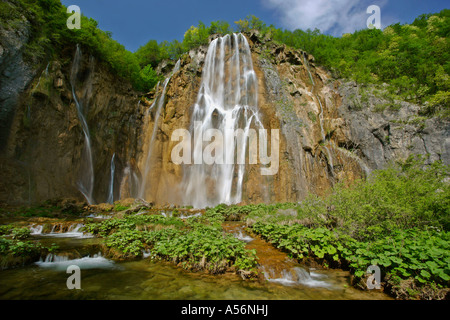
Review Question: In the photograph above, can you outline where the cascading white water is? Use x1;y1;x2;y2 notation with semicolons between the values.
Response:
35;253;115;271
30;224;43;235
107;153;116;204
70;45;95;205
138;61;180;199
182;33;263;208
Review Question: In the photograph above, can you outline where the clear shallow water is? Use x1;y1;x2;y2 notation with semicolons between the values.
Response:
0;259;390;300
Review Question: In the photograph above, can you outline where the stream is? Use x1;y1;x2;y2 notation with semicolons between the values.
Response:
0;219;391;300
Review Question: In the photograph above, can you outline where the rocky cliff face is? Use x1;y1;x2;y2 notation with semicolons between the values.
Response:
0;43;142;205
0;29;448;207
0;9;34;152
337;81;450;170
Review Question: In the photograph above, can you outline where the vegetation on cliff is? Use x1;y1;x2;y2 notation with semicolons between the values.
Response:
2;0;448;114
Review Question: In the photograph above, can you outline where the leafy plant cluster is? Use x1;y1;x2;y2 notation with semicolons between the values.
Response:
84;212;258;274
83;214;183;237
0;229;58;269
0;237;43;257
0;225;32;240
144;225;257;274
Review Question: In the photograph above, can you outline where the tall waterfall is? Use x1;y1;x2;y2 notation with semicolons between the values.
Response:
182;33;263;208
138;60;181;199
70;45;95;205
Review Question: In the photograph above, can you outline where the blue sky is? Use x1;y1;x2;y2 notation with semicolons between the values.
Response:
60;0;448;52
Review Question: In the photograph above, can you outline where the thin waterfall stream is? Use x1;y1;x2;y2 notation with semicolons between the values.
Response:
70;45;95;205
107;153;116;204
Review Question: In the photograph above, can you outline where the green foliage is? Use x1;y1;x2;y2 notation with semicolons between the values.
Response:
135;20;233;71
135;65;160;92
251;222;450;289
85;211;257;273
0;225;14;236
11;227;31;240
105;229;145;257
245;157;449;297
0;235;56;258
144;224;257;273
295;157;450;240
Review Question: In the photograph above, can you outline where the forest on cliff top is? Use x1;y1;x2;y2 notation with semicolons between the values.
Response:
0;0;449;117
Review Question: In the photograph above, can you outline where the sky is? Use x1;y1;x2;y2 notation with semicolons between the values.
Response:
60;0;449;52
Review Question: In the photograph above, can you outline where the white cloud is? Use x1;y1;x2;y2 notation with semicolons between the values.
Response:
261;0;389;36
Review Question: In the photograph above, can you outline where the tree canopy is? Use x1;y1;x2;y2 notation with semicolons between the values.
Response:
2;0;448;114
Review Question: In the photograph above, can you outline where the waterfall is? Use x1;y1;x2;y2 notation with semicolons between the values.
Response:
70;45;95;205
138;60;180;199
107;153;116;204
181;33;263;208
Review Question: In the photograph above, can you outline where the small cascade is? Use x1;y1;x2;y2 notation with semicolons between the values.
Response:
138;61;181;200
30;223;92;238
179;212;203;219
146;82;160;115
107;153;116;204
262;266;331;288
30;224;43;235
303;53;315;88
70;45;95;205
35;253;115;271
182;33;264;208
